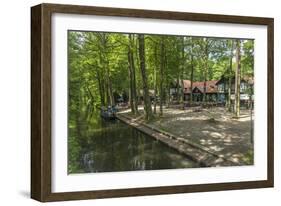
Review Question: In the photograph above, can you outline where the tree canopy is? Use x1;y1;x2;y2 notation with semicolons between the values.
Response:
68;31;254;120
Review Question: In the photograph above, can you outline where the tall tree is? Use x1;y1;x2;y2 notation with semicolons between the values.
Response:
197;38;212;104
202;38;209;103
138;34;153;120
159;36;166;116
153;43;158;114
96;33;115;106
69;31;254;124
227;40;234;111
180;37;186;108
128;34;138;114
189;37;194;103
234;40;241;117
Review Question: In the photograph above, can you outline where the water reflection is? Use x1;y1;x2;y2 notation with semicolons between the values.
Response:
68;111;199;173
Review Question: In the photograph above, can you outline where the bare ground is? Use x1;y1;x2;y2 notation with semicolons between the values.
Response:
119;106;254;165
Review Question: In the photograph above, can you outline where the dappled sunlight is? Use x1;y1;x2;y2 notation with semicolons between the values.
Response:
116;104;253;165
175;116;209;121
210;132;223;138
223;136;233;143
209;145;223;152
149;107;254;165
200;139;214;145
67;29;255;170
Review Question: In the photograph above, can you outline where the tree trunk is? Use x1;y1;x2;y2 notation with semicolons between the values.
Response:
227;40;234;111
96;70;105;106
203;67;207;103
181;37;185;109
134;37;141;105
102;76;107;106
105;59;114;106
128;34;138;114
167;83;170;107
203;38;208;104
176;77;180;102
100;33;114;106
130;34;138;113
108;76;115;106
128;50;135;114
153;44;158;114
98;50;108;106
190;38;194;104
159;37;165;116
250;88;253;144
234;40;241;118
138;34;153;121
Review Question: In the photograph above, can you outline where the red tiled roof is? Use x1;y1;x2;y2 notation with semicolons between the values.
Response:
182;80;218;94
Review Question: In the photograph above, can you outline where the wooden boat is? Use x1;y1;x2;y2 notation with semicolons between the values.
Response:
100;106;117;120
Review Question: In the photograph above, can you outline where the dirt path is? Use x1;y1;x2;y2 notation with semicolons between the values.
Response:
119;106;254;165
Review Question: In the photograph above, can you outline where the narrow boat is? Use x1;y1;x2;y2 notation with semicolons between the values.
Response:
100;106;117;120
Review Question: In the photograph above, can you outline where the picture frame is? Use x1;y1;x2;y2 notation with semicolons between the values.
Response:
31;3;274;202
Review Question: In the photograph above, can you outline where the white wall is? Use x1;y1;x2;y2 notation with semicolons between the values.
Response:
0;0;280;205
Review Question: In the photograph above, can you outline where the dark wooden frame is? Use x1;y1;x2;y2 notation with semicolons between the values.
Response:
31;3;274;202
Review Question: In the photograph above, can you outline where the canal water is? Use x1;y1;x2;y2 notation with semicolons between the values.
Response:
68;111;199;174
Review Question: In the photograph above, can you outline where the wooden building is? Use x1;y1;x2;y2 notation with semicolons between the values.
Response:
170;80;219;102
170;76;254;104
216;76;254;104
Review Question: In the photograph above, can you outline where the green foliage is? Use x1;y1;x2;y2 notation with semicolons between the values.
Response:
68;31;254;118
67;32;254;173
241;40;254;77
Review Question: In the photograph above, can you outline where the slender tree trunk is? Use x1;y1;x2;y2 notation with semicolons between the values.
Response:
108;76;115;105
105;58;114;106
181;37;185;109
128;50;135;114
190;38;194;104
98;51;108;106
159;37;165;116
176;77;180;102
227;40;234;111
100;33;114;106
96;70;105;106
250;87;253;144
203;39;208;104
234;40;241;117
203;66;207;103
128;34;138;114
134;37;141;105
153;44;158;114
130;34;138;113
138;34;153;121
167;83;170;107
132;61;138;113
153;68;157;114
164;51;169;107
102;76;107;106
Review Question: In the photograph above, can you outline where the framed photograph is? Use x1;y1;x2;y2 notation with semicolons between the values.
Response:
31;3;274;202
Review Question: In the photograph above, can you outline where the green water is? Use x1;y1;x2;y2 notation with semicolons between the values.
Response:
68;111;199;173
